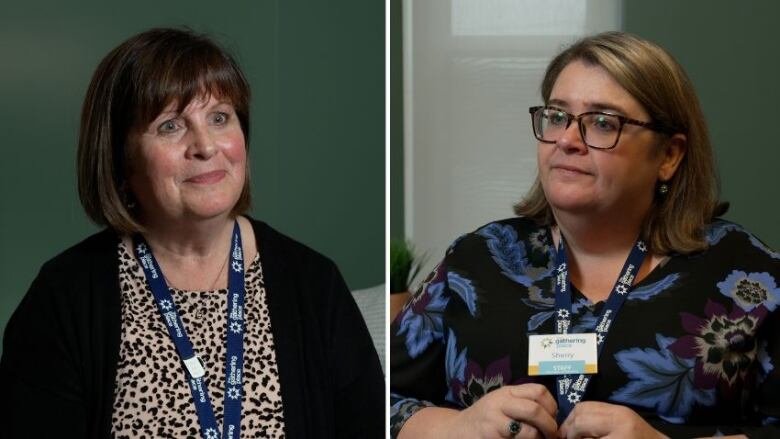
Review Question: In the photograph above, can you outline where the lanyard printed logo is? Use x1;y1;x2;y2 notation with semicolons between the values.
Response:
133;221;246;439
553;237;647;422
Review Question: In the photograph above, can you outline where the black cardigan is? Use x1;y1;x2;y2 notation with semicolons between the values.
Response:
0;219;384;438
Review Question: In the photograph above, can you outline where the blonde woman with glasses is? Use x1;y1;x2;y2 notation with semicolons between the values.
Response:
391;32;779;439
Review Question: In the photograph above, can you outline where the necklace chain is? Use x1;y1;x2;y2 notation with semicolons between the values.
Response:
157;251;231;291
209;253;230;290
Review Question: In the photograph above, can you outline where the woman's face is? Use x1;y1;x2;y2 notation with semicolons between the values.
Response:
537;60;679;221
127;94;246;224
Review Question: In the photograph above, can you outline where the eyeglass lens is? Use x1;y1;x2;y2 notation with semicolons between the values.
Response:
534;107;621;149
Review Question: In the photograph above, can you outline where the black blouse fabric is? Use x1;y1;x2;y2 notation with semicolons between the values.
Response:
390;217;780;438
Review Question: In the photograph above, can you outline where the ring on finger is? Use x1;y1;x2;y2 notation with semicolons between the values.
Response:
508;420;523;437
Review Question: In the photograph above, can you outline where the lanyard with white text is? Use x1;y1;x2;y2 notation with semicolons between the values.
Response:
132;221;245;439
552;235;647;422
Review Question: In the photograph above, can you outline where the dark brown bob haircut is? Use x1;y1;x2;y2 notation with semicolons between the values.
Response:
78;27;252;233
515;31;724;255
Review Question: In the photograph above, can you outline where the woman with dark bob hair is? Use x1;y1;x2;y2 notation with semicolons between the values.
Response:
0;28;383;438
391;32;780;438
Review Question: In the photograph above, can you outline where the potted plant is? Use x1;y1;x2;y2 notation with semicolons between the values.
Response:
389;239;425;320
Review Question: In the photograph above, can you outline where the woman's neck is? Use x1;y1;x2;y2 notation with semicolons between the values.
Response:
553;210;643;258
128;213;254;291
551;209;652;302
139;213;236;261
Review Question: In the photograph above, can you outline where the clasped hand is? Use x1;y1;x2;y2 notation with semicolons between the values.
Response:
444;384;668;439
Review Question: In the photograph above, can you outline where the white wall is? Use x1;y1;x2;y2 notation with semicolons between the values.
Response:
404;0;621;282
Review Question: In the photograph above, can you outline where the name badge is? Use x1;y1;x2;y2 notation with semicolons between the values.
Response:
528;333;598;376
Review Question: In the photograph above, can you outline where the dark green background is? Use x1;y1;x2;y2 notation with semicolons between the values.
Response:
390;0;404;240
391;0;780;247
623;1;780;246
0;1;384;343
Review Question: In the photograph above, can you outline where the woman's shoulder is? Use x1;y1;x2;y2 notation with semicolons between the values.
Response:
665;219;780;289
701;219;780;261
10;228;120;330
438;217;553;283
37;228;118;280
447;216;548;254
246;217;340;277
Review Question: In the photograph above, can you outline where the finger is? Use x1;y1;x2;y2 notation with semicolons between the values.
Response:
517;422;544;439
559;409;612;439
558;401;618;436
500;399;558;439
519;423;544;439
497;415;543;439
506;383;558;418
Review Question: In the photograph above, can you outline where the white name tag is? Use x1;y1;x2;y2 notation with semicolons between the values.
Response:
528;333;598;376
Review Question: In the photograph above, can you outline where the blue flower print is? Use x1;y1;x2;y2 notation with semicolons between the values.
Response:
448;272;479;316
522;285;558;331
762;417;780;427
396;262;450;358
521;285;555;312
569;307;599;333
444;330;468;403
747;235;780;260
448;355;530;407
757;340;774;384
610;334;716;419
477;223;553;287
706;221;744;246
527;310;556;332
706;220;780;260
526;297;593;333
390;394;434;438
629;274;680;302
717;271;780;312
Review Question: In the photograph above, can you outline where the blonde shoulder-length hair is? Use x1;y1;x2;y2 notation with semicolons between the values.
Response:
515;31;724;255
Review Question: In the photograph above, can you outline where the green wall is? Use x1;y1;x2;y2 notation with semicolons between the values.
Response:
623;0;780;248
391;0;404;240
0;1;384;343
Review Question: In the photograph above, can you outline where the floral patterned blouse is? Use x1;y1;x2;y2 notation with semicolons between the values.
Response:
390;217;780;438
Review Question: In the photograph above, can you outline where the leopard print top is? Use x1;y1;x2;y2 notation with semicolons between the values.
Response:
111;241;286;438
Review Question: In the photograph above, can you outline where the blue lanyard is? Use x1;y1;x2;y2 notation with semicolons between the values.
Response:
132;221;245;439
552;235;647;422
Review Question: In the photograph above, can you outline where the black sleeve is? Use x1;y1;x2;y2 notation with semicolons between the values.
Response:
0;262;88;438
326;262;386;438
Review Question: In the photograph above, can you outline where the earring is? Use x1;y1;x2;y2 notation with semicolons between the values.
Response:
658;183;669;195
121;187;137;209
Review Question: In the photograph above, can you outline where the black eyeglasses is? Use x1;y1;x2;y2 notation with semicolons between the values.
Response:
529;106;670;150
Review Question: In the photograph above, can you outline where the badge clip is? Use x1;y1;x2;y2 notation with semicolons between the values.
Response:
183;355;206;379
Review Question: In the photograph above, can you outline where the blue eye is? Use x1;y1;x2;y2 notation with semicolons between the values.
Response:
157;119;179;134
